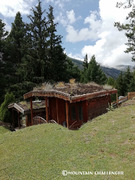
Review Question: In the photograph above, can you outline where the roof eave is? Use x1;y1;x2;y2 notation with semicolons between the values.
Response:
23;89;117;103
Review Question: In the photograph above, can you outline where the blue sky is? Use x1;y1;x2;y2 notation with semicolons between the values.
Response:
0;0;134;67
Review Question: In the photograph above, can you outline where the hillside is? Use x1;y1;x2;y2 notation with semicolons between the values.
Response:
70;57;121;79
0;101;135;180
115;65;135;71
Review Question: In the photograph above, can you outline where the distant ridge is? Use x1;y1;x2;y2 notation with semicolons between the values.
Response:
69;57;121;79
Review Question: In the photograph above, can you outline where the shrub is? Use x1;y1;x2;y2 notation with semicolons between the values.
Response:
0;92;15;123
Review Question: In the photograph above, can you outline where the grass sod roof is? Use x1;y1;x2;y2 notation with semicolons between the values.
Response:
8;100;45;115
24;82;117;102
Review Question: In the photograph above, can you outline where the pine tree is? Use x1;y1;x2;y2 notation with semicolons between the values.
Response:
83;54;88;70
116;72;126;96
3;12;27;100
107;77;115;87
23;0;48;84
85;55;107;84
65;57;81;82
0;19;8;104
81;54;89;83
46;5;67;82
124;66;133;92
115;7;135;61
129;71;135;92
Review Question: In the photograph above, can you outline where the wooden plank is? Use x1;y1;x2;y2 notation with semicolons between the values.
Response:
30;98;33;125
49;98;56;120
75;103;79;121
65;101;69;128
83;101;88;123
56;98;59;124
24;91;70;101
116;93;118;105
45;97;49;122
24;89;118;104
70;90;118;103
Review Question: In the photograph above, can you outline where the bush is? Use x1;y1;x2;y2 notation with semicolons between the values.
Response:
0;92;15;123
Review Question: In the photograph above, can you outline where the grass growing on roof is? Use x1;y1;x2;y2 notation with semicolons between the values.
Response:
0;104;135;180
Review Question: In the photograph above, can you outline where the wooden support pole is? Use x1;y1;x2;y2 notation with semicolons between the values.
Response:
65;101;69;128
12;109;15;128
30;98;33;125
116;93;118;105
18;111;21;129
45;97;49;122
56;98;59;124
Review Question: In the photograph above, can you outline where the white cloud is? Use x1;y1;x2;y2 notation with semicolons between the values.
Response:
3;19;11;32
56;10;77;27
66;25;99;42
56;9;82;27
46;0;70;9
66;11;101;43
0;0;35;17
46;0;54;3
67;53;83;60
81;0;134;67
84;11;101;31
66;10;76;24
55;12;67;27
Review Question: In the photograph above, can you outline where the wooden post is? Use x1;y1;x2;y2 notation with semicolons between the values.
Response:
45;97;49;122
18;111;21;129
116;93;118;105
56;98;59;124
65;101;69;128
30;98;33;125
12;109;15;128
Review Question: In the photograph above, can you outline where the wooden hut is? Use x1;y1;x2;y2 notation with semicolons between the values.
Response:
8;100;46;128
23;82;118;129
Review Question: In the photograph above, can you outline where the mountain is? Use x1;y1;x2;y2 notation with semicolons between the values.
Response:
100;66;121;79
115;65;135;72
70;57;121;79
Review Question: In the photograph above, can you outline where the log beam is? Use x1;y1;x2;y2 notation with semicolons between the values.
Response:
65;101;69;128
30;98;33;125
45;97;49;122
56;98;59;124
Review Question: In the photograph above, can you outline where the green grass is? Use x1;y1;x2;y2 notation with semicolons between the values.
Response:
0;104;135;180
0;126;9;135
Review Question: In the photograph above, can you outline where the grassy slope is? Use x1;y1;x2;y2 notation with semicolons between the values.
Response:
0;126;9;134
0;104;135;180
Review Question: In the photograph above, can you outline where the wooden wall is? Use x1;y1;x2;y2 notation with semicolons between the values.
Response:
88;95;111;120
49;97;66;125
49;95;111;129
49;97;57;120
